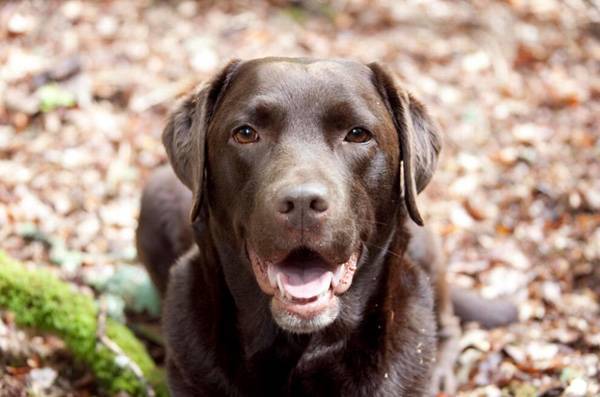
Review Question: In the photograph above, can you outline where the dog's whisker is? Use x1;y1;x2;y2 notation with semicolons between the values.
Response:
364;241;405;260
335;215;390;227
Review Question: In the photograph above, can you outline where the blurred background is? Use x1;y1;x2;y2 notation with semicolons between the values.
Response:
0;0;599;396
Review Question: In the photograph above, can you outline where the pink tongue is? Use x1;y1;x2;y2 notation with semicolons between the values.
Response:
280;266;333;299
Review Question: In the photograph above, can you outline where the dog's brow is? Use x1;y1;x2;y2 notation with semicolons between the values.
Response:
242;97;286;126
321;101;377;130
253;99;281;115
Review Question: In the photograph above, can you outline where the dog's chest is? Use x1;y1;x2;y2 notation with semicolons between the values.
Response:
243;336;379;397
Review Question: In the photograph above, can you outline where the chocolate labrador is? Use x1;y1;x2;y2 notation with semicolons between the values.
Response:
136;57;517;396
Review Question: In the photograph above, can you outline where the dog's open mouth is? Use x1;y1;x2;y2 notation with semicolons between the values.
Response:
248;245;360;320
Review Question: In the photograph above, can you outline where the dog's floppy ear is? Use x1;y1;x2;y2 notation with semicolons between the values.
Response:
162;59;241;222
368;62;442;226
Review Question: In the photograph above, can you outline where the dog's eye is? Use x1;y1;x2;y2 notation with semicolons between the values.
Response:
233;125;259;144
344;127;372;143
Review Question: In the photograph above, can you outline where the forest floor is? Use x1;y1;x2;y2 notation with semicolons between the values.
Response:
1;0;599;396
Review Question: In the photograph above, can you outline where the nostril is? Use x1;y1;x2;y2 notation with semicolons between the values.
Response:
278;199;294;214
310;197;328;213
275;183;329;218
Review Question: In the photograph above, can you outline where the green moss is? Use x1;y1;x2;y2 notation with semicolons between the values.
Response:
0;251;167;396
503;381;538;397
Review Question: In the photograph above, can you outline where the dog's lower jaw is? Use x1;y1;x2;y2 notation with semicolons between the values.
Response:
271;296;341;334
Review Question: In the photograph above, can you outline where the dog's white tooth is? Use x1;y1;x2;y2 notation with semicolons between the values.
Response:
267;265;277;289
332;264;345;288
276;273;286;299
324;271;334;291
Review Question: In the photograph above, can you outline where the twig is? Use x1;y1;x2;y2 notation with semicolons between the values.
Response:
96;298;156;397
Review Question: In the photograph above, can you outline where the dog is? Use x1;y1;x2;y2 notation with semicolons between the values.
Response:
136;57;517;396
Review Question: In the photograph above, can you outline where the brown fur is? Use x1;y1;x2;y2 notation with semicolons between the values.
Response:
137;58;517;396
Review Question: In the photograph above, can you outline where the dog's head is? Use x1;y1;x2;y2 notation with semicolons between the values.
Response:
163;58;441;334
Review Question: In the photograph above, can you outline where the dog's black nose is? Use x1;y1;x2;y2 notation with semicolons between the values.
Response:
276;183;329;227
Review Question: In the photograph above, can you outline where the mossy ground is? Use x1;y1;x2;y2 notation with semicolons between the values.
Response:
0;251;167;396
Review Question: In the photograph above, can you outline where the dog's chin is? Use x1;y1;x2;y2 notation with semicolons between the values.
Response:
270;294;340;334
247;245;360;334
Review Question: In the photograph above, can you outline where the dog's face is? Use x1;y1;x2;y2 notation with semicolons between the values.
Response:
163;58;440;334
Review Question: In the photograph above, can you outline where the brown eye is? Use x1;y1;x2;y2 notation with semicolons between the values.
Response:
233;125;259;144
345;127;372;143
